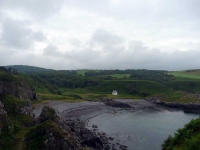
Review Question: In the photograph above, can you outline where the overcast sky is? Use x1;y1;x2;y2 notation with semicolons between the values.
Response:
0;0;200;70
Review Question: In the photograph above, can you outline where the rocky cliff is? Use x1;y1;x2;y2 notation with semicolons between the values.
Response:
0;101;7;115
0;80;38;100
0;72;39;117
28;106;115;150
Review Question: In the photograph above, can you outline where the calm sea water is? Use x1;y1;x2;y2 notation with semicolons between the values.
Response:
87;110;199;150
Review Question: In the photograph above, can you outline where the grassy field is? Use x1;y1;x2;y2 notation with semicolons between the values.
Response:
108;74;131;78
76;70;87;76
169;71;200;80
76;70;99;76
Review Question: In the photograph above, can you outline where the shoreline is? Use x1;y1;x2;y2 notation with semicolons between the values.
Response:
33;98;200;124
33;99;163;120
34;99;157;150
32;99;199;150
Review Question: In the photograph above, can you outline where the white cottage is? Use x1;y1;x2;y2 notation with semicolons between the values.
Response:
112;90;118;95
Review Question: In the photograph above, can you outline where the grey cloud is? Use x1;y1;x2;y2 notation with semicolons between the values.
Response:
1;0;199;71
43;44;61;56
128;41;147;52
39;29;200;70
92;29;123;45
0;18;46;50
158;0;200;21
69;39;81;47
1;0;64;19
31;31;46;41
90;29;124;52
1;19;32;49
64;0;200;26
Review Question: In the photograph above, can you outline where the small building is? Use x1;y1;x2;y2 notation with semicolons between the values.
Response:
112;90;118;95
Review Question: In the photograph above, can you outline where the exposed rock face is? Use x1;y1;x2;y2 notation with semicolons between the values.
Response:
0;101;8;138
66;120;107;150
148;97;200;114
0;101;7;115
25;120;85;150
0;80;38;100
0;79;36;116
19;103;33;116
34;106;117;150
100;98;132;108
37;106;71;132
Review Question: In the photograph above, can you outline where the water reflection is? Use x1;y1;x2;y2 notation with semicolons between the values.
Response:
88;110;199;150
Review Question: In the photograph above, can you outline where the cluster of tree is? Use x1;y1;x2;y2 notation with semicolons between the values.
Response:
84;69;129;76
29;71;102;89
84;69;174;81
129;70;174;81
0;67;18;75
0;66;179;96
17;68;176;95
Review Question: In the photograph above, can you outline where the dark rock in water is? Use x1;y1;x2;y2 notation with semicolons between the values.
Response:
119;145;128;150
100;98;132;108
112;146;117;150
92;124;98;128
66;119;111;149
108;137;114;141
104;144;111;150
147;97;200;114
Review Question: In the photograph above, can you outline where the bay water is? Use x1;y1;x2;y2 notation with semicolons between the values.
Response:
88;110;199;150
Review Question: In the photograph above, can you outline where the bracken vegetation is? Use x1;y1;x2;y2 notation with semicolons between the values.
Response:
162;118;200;150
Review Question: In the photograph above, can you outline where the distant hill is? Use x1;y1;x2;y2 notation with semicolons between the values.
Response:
4;65;55;74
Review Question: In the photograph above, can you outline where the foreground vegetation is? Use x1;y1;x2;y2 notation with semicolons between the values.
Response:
162;117;200;150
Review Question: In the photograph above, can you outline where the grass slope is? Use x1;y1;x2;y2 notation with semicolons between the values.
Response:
106;74;131;78
169;70;200;80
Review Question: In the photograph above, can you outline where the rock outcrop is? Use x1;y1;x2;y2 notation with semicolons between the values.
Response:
0;80;38;101
32;106;120;150
100;98;132;108
147;97;200;114
66;119;111;150
0;101;7;115
0;75;38;116
25;120;85;150
36;106;71;132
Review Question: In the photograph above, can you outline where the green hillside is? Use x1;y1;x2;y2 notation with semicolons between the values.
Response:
169;70;200;80
89;80;172;96
4;65;55;74
2;66;200;102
